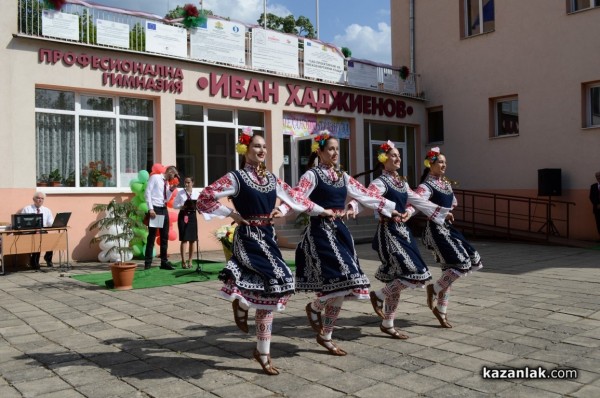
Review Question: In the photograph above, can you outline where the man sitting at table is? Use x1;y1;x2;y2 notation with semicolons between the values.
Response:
19;192;54;269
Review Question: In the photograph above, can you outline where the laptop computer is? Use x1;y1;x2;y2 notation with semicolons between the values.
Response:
48;212;71;228
11;213;43;230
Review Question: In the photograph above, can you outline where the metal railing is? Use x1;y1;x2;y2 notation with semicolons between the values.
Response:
452;189;576;240
16;0;423;98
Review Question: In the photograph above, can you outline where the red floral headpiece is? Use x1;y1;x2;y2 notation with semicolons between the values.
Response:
424;147;440;168
236;127;254;155
311;130;331;152
377;140;395;163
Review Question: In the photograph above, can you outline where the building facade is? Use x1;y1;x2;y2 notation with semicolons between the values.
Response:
391;0;600;241
1;1;427;261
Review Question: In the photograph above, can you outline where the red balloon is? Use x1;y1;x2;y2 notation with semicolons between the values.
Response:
168;211;177;222
168;229;177;241
151;163;166;175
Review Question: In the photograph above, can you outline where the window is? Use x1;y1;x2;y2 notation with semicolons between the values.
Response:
464;0;495;37
585;83;600;127
427;107;444;143
492;97;519;137
568;0;600;12
175;104;264;187
35;89;154;188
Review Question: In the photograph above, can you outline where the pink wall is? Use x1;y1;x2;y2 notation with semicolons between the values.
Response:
1;188;225;263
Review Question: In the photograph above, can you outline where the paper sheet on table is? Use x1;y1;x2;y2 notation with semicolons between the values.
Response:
149;215;165;228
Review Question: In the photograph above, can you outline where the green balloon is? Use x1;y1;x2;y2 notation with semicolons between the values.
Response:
131;182;144;194
131;196;142;206
138;170;150;182
139;203;148;213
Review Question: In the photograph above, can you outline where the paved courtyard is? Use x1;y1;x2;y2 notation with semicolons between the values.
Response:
0;240;599;397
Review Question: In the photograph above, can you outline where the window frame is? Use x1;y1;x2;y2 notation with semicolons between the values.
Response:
567;0;600;13
426;106;444;144
490;95;519;138
34;88;155;191
462;0;495;38
584;82;600;128
175;103;265;187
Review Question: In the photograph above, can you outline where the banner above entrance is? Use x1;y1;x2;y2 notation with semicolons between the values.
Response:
283;113;350;138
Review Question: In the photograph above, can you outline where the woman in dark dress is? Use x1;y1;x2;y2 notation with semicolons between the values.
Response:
197;128;331;375
355;141;452;338
284;132;399;355
415;147;483;328
174;176;199;269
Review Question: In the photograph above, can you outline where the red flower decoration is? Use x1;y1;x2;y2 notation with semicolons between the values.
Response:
45;0;66;11
183;4;199;17
380;143;391;152
239;134;252;145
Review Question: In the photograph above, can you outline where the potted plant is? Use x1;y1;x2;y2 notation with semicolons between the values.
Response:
37;174;49;187
48;169;62;186
83;160;112;187
62;170;75;187
89;200;145;290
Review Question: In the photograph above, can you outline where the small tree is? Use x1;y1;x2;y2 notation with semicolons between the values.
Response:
89;200;144;264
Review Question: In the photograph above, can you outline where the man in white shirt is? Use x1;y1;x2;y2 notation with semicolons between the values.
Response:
20;192;54;269
144;165;179;270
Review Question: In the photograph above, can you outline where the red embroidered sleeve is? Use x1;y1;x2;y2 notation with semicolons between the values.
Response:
196;174;235;214
276;178;315;213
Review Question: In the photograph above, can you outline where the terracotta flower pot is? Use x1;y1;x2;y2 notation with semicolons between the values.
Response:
110;262;137;290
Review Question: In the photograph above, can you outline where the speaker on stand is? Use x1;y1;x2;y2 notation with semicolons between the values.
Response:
537;168;561;236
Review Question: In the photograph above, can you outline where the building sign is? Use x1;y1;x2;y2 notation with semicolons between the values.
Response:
303;39;345;83
96;19;130;49
190;19;246;67
197;73;414;118
145;21;187;58
283;113;350;138
251;28;299;76
38;49;413;118
42;10;79;41
39;49;184;93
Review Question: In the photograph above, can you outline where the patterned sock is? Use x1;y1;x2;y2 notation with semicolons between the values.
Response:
322;296;344;339
255;309;273;355
308;297;327;323
436;286;451;316
382;280;406;327
433;269;461;294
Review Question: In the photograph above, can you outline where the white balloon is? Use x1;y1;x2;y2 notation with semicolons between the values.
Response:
98;250;111;263
109;251;121;262
99;238;115;251
123;251;133;261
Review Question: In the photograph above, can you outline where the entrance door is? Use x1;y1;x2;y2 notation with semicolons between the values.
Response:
370;140;406;180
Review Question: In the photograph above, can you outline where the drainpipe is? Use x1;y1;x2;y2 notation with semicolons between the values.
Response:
409;0;415;73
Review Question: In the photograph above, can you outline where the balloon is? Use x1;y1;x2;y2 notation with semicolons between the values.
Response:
132;244;142;257
109;251;121;262
128;178;140;187
99;238;115;251
131;196;142;207
168;211;177;222
123;251;133;261
138;203;148;213
138;169;150;182
168;229;177;241
98;250;111;263
131;182;144;194
151;163;165;174
133;227;146;237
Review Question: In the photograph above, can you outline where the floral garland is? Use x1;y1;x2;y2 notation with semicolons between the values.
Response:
424;147;440;168
311;130;331;153
399;66;410;80
377;140;395;164
236;126;253;155
44;0;66;11
179;3;207;29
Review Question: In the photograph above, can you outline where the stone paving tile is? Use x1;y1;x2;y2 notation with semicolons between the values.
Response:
1;241;600;397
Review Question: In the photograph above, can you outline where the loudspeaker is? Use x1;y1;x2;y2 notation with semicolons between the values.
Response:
538;168;561;196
